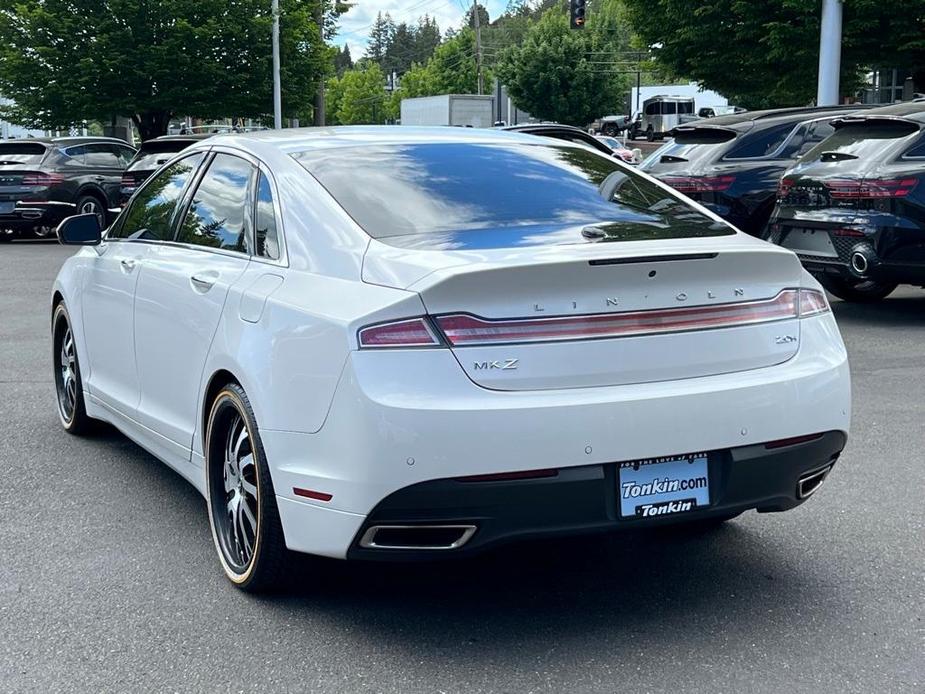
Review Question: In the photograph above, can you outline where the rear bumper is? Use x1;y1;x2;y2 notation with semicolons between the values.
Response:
346;431;845;560
0;201;75;231
768;217;925;284
264;312;850;559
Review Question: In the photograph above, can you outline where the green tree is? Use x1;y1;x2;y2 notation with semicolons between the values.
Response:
334;61;391;123
0;0;331;140
496;9;626;125
413;16;442;66
334;44;354;76
466;3;490;29
622;0;925;108
366;12;395;64
427;28;479;94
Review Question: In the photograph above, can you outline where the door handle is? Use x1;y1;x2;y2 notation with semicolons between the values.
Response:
120;259;137;272
190;272;218;291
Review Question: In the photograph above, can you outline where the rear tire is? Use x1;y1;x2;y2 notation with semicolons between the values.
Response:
818;275;897;303
52;303;93;435
75;194;106;228
205;383;289;592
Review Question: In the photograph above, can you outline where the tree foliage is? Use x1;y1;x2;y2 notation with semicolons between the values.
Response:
326;60;395;124
622;0;925;108
496;9;628;125
0;0;333;139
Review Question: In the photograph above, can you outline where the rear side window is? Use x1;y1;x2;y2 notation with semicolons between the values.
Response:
724;122;795;159
112;153;204;241
678;102;694;115
293;142;733;248
0;142;46;164
778;121;836;159
903;134;925;158
130;141;197;171
662;102;677;115
177;153;253;253
80;143;125;167
800;121;920;163
254;172;280;260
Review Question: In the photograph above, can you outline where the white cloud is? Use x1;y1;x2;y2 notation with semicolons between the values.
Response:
334;0;508;58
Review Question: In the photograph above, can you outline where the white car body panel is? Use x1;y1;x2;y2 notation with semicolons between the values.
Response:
50;127;852;561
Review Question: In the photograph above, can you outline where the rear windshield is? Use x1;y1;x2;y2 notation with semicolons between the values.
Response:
129;141;196;171
0;142;47;164
800;122;920;163
724;122;796;159
293;142;732;248
639;137;732;170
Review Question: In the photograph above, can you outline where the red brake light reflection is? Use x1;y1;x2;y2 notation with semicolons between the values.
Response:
662;175;735;193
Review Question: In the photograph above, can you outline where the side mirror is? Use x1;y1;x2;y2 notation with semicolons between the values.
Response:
57;213;102;246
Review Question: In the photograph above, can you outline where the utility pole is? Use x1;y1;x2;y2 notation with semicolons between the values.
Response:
272;0;282;129
816;0;842;106
472;1;483;95
313;1;325;125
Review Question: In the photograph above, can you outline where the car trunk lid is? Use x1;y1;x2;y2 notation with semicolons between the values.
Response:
364;235;805;391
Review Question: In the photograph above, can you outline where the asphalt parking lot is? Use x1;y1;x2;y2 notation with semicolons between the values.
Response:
1;241;922;693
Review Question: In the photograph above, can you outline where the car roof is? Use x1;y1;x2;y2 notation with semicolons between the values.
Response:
198;125;578;155
10;136;135;146
835;101;925;123
145;134;215;142
703;104;875;130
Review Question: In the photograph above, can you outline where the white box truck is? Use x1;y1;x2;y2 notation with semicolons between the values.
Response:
400;94;494;128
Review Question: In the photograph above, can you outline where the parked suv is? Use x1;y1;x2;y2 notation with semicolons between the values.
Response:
0;137;135;241
120;134;213;204
766;102;925;302
640;105;871;236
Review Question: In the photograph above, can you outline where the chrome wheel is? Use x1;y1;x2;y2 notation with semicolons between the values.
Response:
218;413;259;571
57;325;78;423
78;197;104;226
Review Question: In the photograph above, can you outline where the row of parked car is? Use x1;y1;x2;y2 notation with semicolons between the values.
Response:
0;133;211;241
641;101;925;302
4;104;924;303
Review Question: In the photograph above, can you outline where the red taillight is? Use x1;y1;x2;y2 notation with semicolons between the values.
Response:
358;317;441;348
824;178;918;199
121;174;135;187
435;290;818;347
662;175;735;193
21;172;64;186
778;177;795;198
798;289;829;317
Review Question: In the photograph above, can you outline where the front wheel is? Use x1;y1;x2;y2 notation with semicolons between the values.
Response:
52;303;93;434
817;275;897;303
205;383;289;592
645;127;655;142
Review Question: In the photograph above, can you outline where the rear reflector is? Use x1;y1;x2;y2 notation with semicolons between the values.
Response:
455;468;559;482
293;487;333;502
435;289;827;346
662;175;735;193
358;317;441;348
765;433;825;449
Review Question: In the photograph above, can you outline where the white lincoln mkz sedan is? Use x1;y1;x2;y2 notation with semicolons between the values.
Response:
52;127;850;591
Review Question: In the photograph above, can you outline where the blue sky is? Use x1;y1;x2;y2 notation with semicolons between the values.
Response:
334;0;509;58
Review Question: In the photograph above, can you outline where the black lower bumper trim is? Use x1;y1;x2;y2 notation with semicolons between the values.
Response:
347;431;846;560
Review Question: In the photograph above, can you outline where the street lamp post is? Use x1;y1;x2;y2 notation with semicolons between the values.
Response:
272;0;282;129
816;0;842;106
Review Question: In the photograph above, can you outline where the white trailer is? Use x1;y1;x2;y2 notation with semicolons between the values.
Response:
400;95;494;128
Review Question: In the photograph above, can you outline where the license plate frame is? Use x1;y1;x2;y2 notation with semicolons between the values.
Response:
618;453;711;519
781;228;838;257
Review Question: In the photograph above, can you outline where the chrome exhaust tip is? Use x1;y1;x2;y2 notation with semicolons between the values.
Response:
359;524;477;550
850;251;869;276
797;465;832;500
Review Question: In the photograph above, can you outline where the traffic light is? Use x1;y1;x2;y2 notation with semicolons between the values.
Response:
569;0;586;29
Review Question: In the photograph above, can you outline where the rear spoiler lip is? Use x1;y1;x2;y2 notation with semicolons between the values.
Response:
830;114;922;130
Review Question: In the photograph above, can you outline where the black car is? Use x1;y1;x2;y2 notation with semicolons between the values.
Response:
120;134;213;203
0;137;135;241
639;105;871;236
766;102;925;302
504;123;635;162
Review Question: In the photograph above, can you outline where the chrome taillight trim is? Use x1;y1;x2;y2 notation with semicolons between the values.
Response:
435;289;828;347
